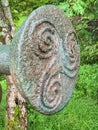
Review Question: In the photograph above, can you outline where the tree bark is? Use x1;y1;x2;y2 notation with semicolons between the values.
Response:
0;1;27;130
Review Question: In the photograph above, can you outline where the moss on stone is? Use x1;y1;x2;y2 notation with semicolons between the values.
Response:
6;105;23;130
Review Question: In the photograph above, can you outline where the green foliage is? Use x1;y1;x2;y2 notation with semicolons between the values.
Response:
76;64;98;100
14;16;27;29
9;0;56;28
10;0;98;64
58;0;86;17
9;0;50;19
58;0;98;64
9;0;65;22
58;0;97;19
81;43;98;64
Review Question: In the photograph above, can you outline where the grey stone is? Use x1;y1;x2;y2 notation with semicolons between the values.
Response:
0;5;80;115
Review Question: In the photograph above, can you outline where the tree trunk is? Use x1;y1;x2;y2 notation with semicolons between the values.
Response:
0;1;27;129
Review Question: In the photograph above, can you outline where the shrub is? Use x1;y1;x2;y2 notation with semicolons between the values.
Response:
75;64;98;100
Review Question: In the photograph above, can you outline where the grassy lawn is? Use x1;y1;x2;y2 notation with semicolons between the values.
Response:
27;97;98;130
0;64;98;130
0;77;7;130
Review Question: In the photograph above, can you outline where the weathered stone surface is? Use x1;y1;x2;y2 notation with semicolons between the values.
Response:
0;45;10;75
9;5;80;114
0;5;80;114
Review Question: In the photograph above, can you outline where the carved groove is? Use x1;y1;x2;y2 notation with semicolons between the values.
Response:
62;32;80;78
32;21;62;110
40;58;62;109
32;21;59;59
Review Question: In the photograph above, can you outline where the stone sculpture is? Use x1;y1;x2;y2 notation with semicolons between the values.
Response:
0;5;80;114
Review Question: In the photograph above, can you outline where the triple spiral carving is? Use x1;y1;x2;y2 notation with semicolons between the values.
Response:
32;21;62;110
11;5;80;114
31;21;79;112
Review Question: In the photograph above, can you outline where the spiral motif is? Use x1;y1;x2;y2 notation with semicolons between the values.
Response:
42;80;62;109
11;5;80;115
32;21;59;59
62;32;80;78
31;20;62;111
40;59;62;109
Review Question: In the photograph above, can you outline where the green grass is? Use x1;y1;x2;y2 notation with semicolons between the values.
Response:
0;76;7;130
0;64;98;130
27;93;98;130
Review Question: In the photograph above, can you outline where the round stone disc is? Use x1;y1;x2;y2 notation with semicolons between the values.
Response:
11;5;80;115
